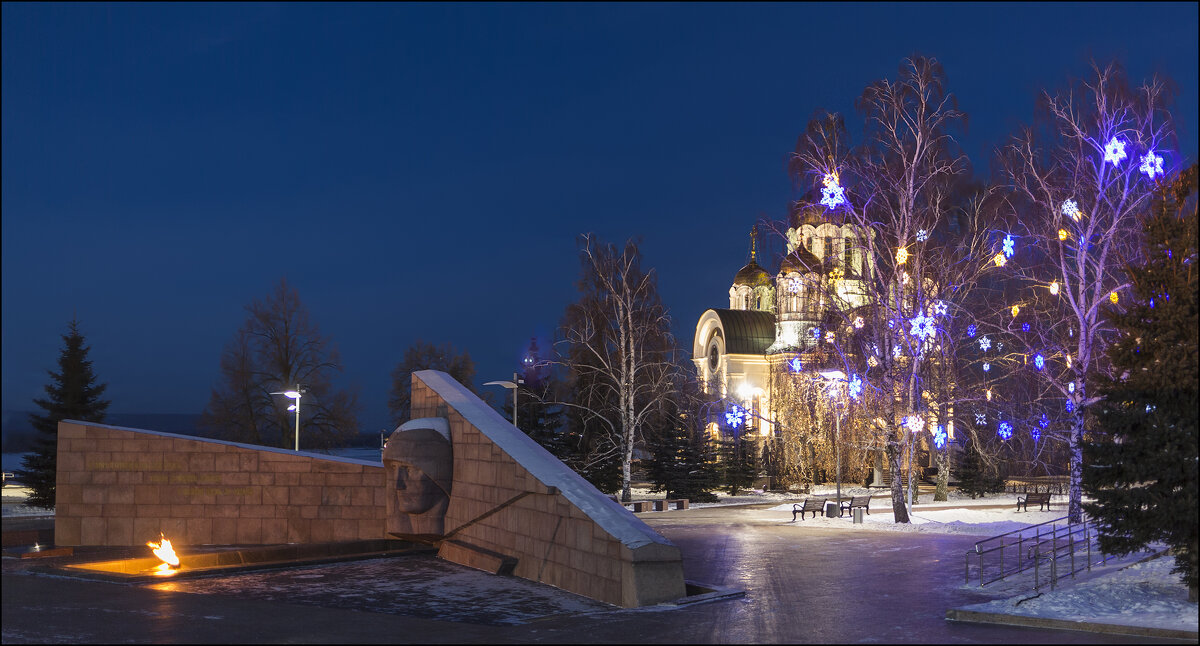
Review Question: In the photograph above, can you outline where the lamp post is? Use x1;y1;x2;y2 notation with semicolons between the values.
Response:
271;386;306;451
484;373;524;429
818;370;847;511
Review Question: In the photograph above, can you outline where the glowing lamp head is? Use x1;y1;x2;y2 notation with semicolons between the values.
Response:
1049;280;1060;295
283;391;302;399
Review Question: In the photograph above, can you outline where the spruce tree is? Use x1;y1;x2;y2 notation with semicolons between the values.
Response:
720;432;759;496
16;319;111;509
956;439;1003;499
646;421;720;503
1084;165;1198;601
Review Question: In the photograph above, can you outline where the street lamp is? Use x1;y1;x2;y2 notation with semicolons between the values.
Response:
818;369;847;513
484;373;524;429
270;386;306;451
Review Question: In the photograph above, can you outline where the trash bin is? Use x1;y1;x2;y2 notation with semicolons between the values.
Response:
853;507;864;524
825;500;838;518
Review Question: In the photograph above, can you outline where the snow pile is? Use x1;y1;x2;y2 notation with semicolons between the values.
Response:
960;553;1197;634
762;501;1066;536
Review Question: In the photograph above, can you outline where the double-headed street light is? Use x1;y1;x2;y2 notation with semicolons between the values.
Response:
484;373;524;429
818;369;847;512
271;386;306;451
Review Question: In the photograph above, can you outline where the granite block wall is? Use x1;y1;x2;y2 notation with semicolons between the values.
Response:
54;421;386;547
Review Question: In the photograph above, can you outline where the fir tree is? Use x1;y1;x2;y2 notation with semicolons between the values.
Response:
1084;166;1198;601
720;432;759;496
16;319;111;509
956;440;1003;499
646;421;720;503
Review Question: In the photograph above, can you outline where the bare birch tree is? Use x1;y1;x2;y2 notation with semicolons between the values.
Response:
993;62;1178;523
557;235;682;502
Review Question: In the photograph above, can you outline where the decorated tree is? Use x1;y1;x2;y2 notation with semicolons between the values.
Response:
1084;165;1197;600
16;319;111;509
992;62;1178;523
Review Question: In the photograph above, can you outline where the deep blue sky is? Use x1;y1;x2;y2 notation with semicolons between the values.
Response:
3;3;1197;432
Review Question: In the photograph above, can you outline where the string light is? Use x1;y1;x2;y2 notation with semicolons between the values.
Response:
1103;137;1127;165
1062;199;1082;221
1011;304;1020;318
1109;291;1119;304
1139;151;1163;179
986;388;993;401
1049;280;1060;295
868;355;879;367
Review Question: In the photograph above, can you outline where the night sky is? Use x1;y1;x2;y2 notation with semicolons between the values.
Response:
3;3;1197;433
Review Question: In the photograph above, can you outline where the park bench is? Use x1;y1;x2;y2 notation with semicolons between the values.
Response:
839;495;871;517
629;501;654;512
653;499;689;511
792;497;828;521
1016;491;1052;512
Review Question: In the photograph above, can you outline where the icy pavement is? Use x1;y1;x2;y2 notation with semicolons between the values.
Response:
142;554;613;625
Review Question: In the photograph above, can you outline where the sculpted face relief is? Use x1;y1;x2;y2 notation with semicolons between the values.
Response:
383;424;452;541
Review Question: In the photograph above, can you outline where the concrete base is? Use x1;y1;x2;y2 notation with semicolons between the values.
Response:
946;608;1199;640
438;539;517;575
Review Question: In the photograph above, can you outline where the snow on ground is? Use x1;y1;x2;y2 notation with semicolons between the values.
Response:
960;552;1198;634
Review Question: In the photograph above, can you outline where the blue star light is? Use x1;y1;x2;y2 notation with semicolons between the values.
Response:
1103;137;1127;165
1002;234;1015;258
811;327;822;339
1022;322;1030;332
998;421;1013;440
967;324;977;338
979;335;991;351
1034;354;1045;370
933;425;947;449
849;374;863;400
1039;413;1049;429
916;229;929;242
1140;151;1164;179
787;357;803;373
1066;399;1075;413
909;315;936;340
1031;427;1041;442
725;405;745;428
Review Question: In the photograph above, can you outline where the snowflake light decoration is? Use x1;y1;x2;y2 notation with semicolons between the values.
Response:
997;421;1013;440
1068;382;1075;393
916;229;929;242
1065;399;1075;413
1049;279;1060;296
1034;354;1045;370
887;319;895;329
1031;427;1041;442
853;316;864;329
811;327;822;339
1058;228;1070;241
849;374;863;400
868;355;879;368
904;415;925;433
1103;137;1127;165
892;344;902;359
1011;304;1020;318
787;277;802;293
820;172;846;209
825;330;836;343
1022;322;1030;332
896;247;908;265
787;357;803;373
997;341;1004;352
993;252;1007;267
1002;234;1015;258
1039;413;1049;429
933;425;947;449
725;405;745;428
1140;151;1164;179
1109;291;1119;304
967;324;977;338
1062;199;1082;221
975;413;986;426
982;362;990;372
979;335;991;351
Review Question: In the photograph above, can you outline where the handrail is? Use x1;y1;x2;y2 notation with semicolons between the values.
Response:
964;515;1112;591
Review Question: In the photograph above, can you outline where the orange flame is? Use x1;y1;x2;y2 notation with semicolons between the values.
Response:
147;533;180;574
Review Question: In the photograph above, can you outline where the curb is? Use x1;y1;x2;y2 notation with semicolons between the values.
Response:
946;608;1198;640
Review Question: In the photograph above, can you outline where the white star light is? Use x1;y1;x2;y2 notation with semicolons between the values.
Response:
998;421;1013;440
904;415;924;433
982;362;990;372
916;229;929;242
1140;151;1164;179
788;277;802;293
849;374;863;400
1103;137;1127;165
820;172;846;209
933;300;948;317
975;413;986;426
1002;234;1015;258
979;335;991;351
1062;199;1081;221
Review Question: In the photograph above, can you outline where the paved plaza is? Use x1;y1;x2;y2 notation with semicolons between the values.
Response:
2;504;1188;644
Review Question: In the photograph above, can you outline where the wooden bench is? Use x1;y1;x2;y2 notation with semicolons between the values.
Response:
629;501;654;512
839;495;871;517
653;499;689;511
1017;491;1052;512
792;497;828;521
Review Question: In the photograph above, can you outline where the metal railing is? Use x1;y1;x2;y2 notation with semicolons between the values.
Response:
964;516;1113;592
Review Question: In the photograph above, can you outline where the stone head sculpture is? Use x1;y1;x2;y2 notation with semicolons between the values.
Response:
383;419;453;541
